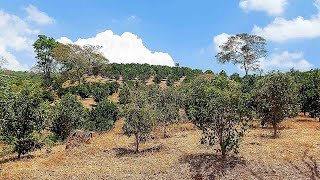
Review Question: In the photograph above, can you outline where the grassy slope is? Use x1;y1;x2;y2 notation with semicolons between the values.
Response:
1;117;320;179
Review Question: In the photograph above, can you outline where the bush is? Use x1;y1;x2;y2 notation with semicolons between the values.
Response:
42;90;55;102
52;94;87;140
88;99;119;131
77;84;90;98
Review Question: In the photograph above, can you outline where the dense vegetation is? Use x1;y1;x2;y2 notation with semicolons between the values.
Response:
0;34;319;161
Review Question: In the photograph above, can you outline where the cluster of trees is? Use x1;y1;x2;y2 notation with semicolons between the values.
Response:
57;82;120;102
119;82;180;152
0;74;119;158
103;63;203;85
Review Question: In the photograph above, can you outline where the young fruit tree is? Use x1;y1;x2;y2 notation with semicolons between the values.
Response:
216;33;267;76
254;72;299;137
88;99;119;131
52;94;88;140
122;87;156;153
155;87;180;138
0;81;49;158
184;75;251;159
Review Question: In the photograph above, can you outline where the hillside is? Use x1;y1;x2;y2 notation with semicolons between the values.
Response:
1;116;320;179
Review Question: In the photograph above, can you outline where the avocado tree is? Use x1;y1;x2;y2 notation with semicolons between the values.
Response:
89;99;119;131
216;33;267;76
155;87;180;138
52;94;87;140
122;87;156;153
254;72;299;137
184;75;250;159
0;81;49;158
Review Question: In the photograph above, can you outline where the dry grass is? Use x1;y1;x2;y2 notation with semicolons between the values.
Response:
1;117;320;179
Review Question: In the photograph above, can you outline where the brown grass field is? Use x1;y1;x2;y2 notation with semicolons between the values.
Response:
1;115;320;179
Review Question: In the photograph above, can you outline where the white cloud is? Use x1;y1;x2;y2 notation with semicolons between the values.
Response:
239;0;288;16
0;10;40;71
213;33;231;52
253;0;320;42
57;30;175;66
25;4;55;25
260;51;313;72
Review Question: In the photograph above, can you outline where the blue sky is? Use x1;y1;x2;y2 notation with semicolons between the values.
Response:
0;0;319;75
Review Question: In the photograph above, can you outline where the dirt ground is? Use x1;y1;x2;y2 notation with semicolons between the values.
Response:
1;116;320;180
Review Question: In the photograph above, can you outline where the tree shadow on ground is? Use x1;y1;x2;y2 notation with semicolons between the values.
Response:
289;150;320;180
112;144;164;157
180;153;245;180
0;154;34;165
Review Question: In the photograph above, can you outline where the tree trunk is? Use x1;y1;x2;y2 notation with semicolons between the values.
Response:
135;133;139;153
163;125;167;138
17;152;21;159
272;121;278;138
77;69;81;85
219;128;226;159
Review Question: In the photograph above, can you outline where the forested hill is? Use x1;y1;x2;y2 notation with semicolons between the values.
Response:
102;63;203;84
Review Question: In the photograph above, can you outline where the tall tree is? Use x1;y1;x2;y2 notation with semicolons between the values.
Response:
216;33;267;76
254;72;299;137
33;35;58;81
53;43;107;84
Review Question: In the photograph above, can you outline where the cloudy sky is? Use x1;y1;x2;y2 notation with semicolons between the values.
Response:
0;0;319;74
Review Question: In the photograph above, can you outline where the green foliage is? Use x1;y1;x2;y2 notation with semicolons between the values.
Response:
254;72;299;137
219;70;228;78
33;35;58;82
184;75;250;158
52;94;87;140
88;99;119;131
155;87;180;137
122;85;157;152
294;69;320;118
0;82;49;158
230;73;242;83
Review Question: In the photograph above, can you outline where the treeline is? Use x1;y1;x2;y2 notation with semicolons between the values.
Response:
102;63;203;85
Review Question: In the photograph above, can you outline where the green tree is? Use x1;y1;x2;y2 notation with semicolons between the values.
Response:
254;72;299;137
88;99;119;131
33;35;58;82
296;69;320;119
184;75;250;159
122;87;156;153
230;73;242;83
216;33;267;76
0;82;48;158
155;87;180;138
122;104;154;153
219;70;228;78
52;94;87;140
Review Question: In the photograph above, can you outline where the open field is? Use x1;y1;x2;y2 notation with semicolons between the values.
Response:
1;116;320;179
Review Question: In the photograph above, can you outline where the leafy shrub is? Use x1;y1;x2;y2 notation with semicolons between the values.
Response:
52;94;87;140
88;99;119;131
